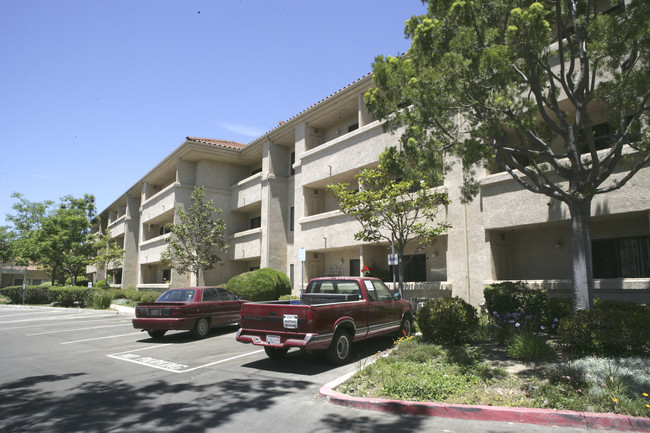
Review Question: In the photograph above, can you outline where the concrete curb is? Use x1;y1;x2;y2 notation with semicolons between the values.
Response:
319;382;650;432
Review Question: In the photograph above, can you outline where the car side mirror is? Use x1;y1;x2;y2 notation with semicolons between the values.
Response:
393;292;401;301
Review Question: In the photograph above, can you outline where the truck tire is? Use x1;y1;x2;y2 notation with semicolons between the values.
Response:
398;317;413;338
327;330;352;365
147;330;167;339
191;318;210;339
264;346;289;360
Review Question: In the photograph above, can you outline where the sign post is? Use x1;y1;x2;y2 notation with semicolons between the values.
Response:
298;248;306;294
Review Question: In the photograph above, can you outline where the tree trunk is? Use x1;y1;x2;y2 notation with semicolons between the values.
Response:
568;198;594;312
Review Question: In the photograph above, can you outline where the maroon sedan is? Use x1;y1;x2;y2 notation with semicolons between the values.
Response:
132;287;246;339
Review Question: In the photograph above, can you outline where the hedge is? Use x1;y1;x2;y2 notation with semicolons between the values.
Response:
225;268;292;301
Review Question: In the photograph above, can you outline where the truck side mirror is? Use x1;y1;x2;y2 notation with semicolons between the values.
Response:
393;292;401;301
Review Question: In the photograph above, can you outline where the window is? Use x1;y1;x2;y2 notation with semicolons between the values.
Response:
371;280;394;301
290;207;294;231
390;254;427;282
592;236;650;278
250;216;261;229
350;259;360;277
290;152;295;176
218;288;237;301
202;288;220;302
347;123;359;133
162;269;171;283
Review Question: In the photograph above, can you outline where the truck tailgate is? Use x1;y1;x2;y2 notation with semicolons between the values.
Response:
240;301;309;333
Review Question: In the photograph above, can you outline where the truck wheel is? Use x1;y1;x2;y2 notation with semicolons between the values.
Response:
327;330;352;365
147;330;167;339
191;318;210;339
264;346;289;360
398;317;413;338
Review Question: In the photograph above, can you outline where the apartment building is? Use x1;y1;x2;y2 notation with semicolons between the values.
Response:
88;73;650;305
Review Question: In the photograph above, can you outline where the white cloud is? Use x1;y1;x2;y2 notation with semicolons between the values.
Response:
217;122;267;138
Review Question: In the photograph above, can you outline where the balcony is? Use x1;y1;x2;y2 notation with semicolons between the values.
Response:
300;122;397;187
231;173;262;211
141;183;176;223
231;228;262;260
481;158;650;230
139;235;171;264
299;211;362;251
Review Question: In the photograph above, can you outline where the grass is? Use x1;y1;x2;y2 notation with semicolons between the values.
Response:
337;334;650;418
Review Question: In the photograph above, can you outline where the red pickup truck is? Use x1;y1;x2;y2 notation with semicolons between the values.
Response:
235;277;413;364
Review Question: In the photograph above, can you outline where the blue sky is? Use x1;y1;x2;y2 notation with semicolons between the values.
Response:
0;0;426;226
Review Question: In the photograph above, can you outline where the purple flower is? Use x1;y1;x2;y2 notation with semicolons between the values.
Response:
515;323;521;328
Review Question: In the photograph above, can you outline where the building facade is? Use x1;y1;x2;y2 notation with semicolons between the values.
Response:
88;73;650;305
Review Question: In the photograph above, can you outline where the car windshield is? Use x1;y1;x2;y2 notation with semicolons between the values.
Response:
156;289;196;302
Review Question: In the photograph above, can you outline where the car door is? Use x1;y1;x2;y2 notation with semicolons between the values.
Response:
365;280;401;336
200;287;223;325
217;288;241;324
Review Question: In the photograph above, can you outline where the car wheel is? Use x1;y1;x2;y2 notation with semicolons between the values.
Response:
264;346;289;360
398;317;412;338
147;330;167;339
326;329;352;365
191;318;210;339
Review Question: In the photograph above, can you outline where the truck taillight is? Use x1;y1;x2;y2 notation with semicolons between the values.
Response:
307;309;317;326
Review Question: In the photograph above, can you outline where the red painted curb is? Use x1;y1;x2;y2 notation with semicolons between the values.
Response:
320;385;650;432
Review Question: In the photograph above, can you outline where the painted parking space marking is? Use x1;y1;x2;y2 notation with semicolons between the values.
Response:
27;323;131;336
108;346;264;373
0;317;130;331
61;332;143;344
0;313;119;325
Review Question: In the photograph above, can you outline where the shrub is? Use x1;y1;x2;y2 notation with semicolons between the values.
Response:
65;277;90;287
48;286;90;307
507;331;551;361
558;307;650;356
138;291;162;303
484;281;550;333
279;294;299;301
225;268;291;301
88;290;114;309
120;289;162;303
0;285;50;304
94;280;108;289
417;297;479;344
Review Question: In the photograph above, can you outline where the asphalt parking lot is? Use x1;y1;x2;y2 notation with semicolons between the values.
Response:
0;305;607;433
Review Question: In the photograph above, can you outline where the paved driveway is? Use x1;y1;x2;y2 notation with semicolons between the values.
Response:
0;305;609;433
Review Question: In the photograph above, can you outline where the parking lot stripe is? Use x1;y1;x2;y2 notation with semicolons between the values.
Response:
180;349;264;372
0;314;119;325
0;317;130;331
107;349;264;373
61;332;143;344
27;324;131;336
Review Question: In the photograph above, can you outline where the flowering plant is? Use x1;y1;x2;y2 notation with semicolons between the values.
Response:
362;265;371;276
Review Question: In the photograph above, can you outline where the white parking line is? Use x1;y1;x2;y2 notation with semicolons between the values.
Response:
27;324;131;336
0;317;131;331
0;314;119;325
107;349;265;373
61;332;143;344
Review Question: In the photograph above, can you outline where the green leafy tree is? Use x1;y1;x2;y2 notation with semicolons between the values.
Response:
7;193;98;285
327;164;449;293
161;186;228;286
0;226;17;263
365;0;649;311
92;231;125;285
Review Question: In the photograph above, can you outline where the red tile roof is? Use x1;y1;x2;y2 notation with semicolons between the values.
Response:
186;137;247;149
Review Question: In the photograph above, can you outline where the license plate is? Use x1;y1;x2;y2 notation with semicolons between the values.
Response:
150;309;161;317
283;314;298;329
266;335;281;345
